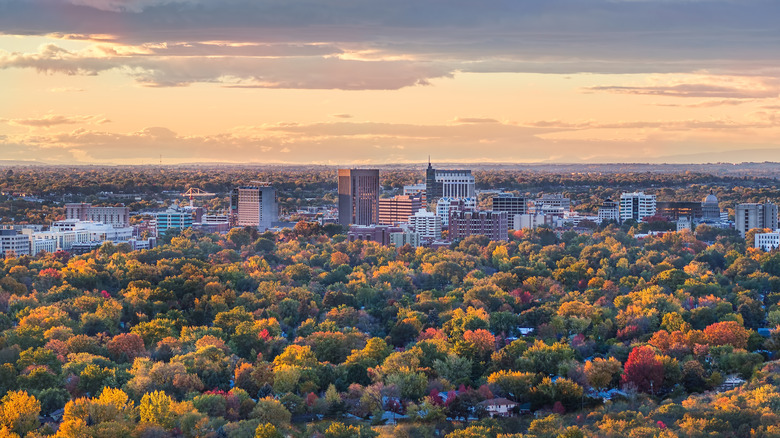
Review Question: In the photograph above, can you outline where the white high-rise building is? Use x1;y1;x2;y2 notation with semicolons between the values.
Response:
426;162;475;201
736;202;778;238
620;192;656;222
409;208;442;240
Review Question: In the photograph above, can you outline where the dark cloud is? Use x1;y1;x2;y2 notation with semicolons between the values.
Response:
0;44;452;89
0;0;780;85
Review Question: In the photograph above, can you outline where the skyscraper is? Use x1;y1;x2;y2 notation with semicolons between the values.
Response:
338;169;380;226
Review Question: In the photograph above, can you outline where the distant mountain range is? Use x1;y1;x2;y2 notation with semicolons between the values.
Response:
4;159;780;178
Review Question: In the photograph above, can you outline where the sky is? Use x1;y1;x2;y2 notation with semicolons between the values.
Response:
2;0;780;165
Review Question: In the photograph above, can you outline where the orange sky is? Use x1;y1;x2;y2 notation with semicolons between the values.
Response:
2;1;780;164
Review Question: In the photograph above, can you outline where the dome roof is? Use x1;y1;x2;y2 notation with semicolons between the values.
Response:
703;193;718;204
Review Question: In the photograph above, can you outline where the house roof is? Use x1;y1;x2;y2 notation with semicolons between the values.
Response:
479;397;518;406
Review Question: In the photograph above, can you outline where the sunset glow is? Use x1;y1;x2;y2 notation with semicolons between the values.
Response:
3;0;780;164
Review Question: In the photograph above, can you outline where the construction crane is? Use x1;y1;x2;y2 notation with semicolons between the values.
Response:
180;187;216;207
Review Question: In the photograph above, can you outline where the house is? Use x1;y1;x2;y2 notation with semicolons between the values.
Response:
717;375;746;392
478;397;519;417
518;327;535;336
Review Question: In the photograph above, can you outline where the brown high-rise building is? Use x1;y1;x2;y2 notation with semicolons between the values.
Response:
449;208;509;242
338;169;380;226
378;195;422;225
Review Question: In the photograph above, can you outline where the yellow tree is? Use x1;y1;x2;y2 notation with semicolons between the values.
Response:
140;391;175;429
0;391;41;437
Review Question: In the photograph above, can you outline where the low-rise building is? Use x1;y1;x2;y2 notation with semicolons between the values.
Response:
755;230;780;251
478;398;519;417
348;225;396;245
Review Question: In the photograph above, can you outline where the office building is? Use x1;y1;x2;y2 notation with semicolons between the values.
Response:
656;201;703;222
533;194;570;217
491;194;528;218
425;161;475;201
736;202;778;238
379;195;422;225
22;220;135;252
620;192;657;222
598;199;620;223
436;197;477;227
66;203;130;227
31;236;57;254
390;230;421;247
403;183;427;202
409;208;442;241
155;207;194;235
0;229;31;256
231;184;279;231
338;169;380;226
514;214;546;230
449;209;509;242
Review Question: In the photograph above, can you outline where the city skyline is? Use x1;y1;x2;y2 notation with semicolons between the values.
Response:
4;1;780;164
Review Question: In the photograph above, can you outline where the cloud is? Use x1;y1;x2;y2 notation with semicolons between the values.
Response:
586;84;780;99
6;114;779;165
49;87;85;92
653;99;757;108
453;117;499;124
1;0;780;88
331;114;353;119
2;114;110;128
0;44;452;89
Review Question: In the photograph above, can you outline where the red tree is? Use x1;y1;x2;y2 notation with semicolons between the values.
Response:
106;333;147;363
622;346;664;394
704;321;749;349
